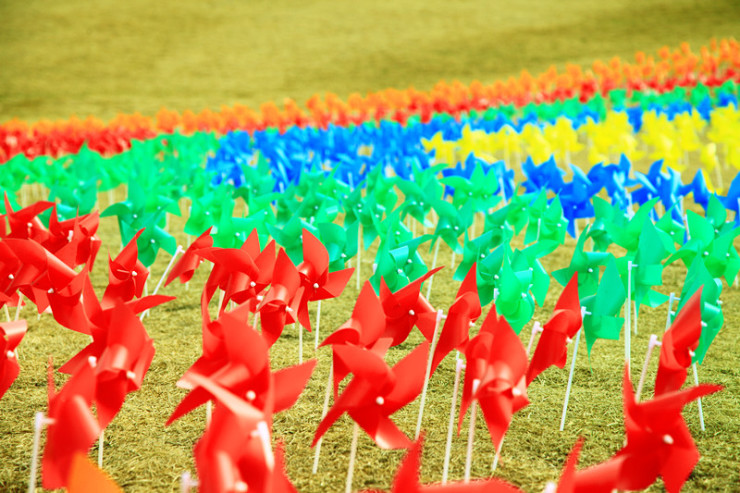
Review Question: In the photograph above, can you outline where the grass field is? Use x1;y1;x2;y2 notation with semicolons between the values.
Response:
2;1;740;492
2;0;740;123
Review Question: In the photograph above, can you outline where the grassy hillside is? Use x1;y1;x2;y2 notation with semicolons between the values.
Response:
1;0;740;122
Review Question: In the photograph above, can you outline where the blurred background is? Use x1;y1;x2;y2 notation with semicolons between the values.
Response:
2;0;740;122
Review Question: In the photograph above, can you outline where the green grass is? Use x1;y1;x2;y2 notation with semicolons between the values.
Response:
1;0;740;123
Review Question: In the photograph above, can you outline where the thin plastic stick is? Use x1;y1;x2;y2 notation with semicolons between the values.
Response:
442;357;464;484
14;294;23;321
464;380;480;483
426;240;441;301
3;305;10;322
492;438;504;472
625;261;634;376
140;246;184;320
664;293;677;332
415;310;444;439
315;300;321;351
206;401;212;426
298;324;303;364
636;335;661;401
559;328;582;431
345;423;360;493
692;363;706;431
28;412;53;493
356;226;362;291
526;321;542;357
180;471;199;493
98;430;104;467
312;365;334;474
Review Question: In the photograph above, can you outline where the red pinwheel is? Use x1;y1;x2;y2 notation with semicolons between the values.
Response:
200;230;276;315
0;194;54;242
430;264;481;373
295;229;354;331
526;273;582;385
312;341;429;450
257;249;304;346
655;288;703;396
458;306;529;451
0;319;26;399
2;237;78;315
573;367;722;493
188;374;283;493
102;230;148;306
165;226;213;286
44;208;101;271
168;304;316;426
320;281;390;395
89;303;156;428
379;266;442;347
369;435;523;493
43;358;100;490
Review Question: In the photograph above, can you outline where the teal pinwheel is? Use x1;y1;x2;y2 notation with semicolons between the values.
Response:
394;170;441;228
370;235;433;293
666;210;740;284
344;190;387;249
703;194;736;236
47;176;99;220
511;240;558;308
213;208;275;249
431;199;473;254
674;257;724;364
524;191;568;245
317;221;358;272
581;257;627;356
128;216;178;267
503;188;536;235
553;225;612;297
365;165;399;214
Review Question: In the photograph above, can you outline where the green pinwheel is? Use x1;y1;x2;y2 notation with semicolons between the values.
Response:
524;191;568;245
666;210;740;284
394;166;443;227
655;207;686;253
213;208;275;249
344;189;387;249
606;197;660;254
619;220;669;317
365;165;399;214
581;257;627;356
127;214;178;267
47;176;99;220
442;161;502;213
431;199;473;254
317;221;358;272
703;194;736;236
586;197;614;252
482;205;515;247
553;225;612;297
453;230;499;282
504;187;536;235
370;235;433;293
267;214;318;264
376;209;414;247
476;244;506;306
511;240;558;308
494;250;535;334
184;187;235;237
674;258;724;364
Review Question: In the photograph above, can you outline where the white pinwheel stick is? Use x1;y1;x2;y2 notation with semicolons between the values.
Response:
559;307;589;431
442;357;464;484
635;334;662;401
415;309;444;440
28;412;54;493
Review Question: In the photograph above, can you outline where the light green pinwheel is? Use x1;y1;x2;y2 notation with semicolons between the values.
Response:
655;207;686;253
442;161;502;213
453;230;498;282
267;214;317;264
581;257;627;356
476;244;506;306
606;197;660;254
587;197;615;252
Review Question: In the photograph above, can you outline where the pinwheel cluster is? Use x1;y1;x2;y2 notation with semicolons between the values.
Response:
0;196;178;489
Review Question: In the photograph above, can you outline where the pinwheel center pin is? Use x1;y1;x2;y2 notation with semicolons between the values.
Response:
88;356;97;367
376;396;384;405
6;350;15;358
511;387;523;397
663;434;674;445
8;274;13;279
234;480;248;492
250;281;256;287
313;283;319;289
126;371;136;380
409;309;415;316
246;390;256;401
